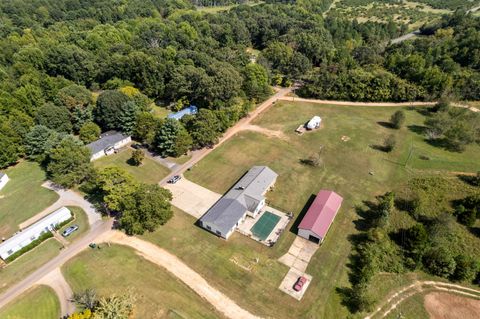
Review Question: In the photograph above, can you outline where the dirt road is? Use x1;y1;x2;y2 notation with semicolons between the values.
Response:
159;87;293;185
0;219;113;312
365;280;480;319
279;96;479;112
37;268;75;316
101;231;262;319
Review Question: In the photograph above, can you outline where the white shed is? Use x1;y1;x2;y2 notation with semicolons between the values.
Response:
0;172;9;191
306;116;322;130
0;207;72;260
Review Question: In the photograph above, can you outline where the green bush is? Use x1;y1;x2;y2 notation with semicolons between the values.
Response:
6;231;54;263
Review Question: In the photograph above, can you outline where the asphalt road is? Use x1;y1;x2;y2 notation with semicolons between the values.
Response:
0;219;113;310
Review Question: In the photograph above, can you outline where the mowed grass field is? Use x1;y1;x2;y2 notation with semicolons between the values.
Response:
0;239;63;294
62;244;224;319
0;161;58;238
0;285;60;319
93;148;170;184
180;101;480;318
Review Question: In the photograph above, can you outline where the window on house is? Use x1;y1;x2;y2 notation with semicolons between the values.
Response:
7;249;13;255
216;231;221;236
206;225;211;230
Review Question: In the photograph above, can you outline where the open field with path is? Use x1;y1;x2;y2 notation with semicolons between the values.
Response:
183;101;480;318
94;148;171;184
0;161;58;238
62;244;225;319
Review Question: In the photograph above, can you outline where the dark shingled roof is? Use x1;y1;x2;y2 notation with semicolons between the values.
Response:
86;131;130;155
199;166;278;235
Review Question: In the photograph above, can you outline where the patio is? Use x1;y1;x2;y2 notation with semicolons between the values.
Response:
236;206;291;246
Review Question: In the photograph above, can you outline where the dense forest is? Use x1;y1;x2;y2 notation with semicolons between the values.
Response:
0;0;479;170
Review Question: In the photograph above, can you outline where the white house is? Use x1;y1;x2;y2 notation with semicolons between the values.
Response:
0;172;9;191
199;166;278;239
86;131;131;161
0;207;72;260
306;116;322;130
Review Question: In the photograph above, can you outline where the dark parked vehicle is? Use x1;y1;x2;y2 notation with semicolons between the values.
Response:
62;225;79;237
167;175;181;184
293;276;307;292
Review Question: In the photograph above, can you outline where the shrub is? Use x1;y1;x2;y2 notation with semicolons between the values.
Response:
129;149;145;166
423;247;456;278
452;255;478;282
6;231;53;263
390;110;405;129
383;134;396;152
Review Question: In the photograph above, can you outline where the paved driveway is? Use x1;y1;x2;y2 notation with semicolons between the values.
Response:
278;236;318;272
164;177;221;218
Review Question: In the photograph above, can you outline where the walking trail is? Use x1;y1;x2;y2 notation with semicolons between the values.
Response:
364;280;480;319
99;230;262;319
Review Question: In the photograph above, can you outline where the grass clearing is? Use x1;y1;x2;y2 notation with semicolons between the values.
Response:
62;244;224;319
0;285;60;319
182;101;479;318
94;148;170;184
0;238;62;294
142;208;292;319
0;161;58;239
167;154;192;165
151;104;170;119
58;206;90;243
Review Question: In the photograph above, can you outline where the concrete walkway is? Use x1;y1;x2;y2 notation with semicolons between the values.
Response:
37;268;75;317
163;177;221;218
101;231;262;319
19;182;101;229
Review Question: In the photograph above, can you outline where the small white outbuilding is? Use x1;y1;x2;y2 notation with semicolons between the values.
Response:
0;172;9;191
306;116;322;130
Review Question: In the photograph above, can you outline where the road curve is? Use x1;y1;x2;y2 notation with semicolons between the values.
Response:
159;86;293;185
101;231;262;319
0;220;113;311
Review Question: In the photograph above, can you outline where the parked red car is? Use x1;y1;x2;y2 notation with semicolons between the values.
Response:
293;276;307;291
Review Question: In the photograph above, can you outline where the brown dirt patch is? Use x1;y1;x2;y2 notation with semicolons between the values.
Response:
424;292;480;319
242;124;289;141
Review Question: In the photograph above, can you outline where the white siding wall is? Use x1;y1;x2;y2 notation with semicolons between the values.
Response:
90;151;105;161
298;229;322;244
114;137;131;149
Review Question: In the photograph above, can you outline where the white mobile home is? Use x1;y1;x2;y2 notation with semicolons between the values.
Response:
0;207;72;260
0;172;9;191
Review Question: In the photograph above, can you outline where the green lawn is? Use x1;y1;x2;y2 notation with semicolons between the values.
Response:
0;161;59;239
94;148;170;184
0;239;63;294
59;206;90;243
62;244;224;319
166;154;192;165
181;102;480;318
151;105;170;119
0;285;60;319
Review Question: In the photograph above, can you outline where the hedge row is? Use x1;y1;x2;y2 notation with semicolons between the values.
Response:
6;231;54;263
